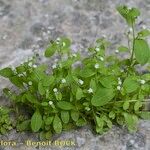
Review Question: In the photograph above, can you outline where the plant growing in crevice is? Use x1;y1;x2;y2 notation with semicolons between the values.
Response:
0;106;12;134
0;5;150;138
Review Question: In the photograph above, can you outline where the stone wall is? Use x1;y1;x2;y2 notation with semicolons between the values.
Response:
0;0;150;150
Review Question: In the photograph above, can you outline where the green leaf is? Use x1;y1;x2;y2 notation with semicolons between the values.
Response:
17;120;30;131
16;66;26;73
134;101;142;111
95;116;104;128
90;79;97;92
91;87;115;106
123;101;130;110
31;110;43;132
41;102;48;106
123;113;138;132
26;93;38;104
100;76;115;88
134;39;150;65
45;131;52;139
117;5;129;20
138;29;150;38
71;110;79;122
117;6;140;26
79;68;96;78
61;111;70;124
109;111;115;119
55;92;62;101
38;82;45;95
0;67;14;78
44;43;56;57
138;111;150;120
76;88;84;100
118;46;129;52
60;38;71;53
42;76;55;87
45;116;54;125
57;101;74;110
53;115;62;134
123;77;139;93
9;76;23;88
76;118;87;126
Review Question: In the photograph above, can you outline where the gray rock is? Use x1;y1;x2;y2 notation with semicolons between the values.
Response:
0;0;150;150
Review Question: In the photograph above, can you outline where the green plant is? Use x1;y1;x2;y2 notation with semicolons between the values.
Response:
0;5;150;138
0;106;12;134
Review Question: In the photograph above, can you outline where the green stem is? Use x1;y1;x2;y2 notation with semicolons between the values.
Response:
130;22;136;65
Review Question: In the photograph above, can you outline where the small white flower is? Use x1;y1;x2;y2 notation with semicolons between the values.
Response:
94;63;99;69
56;41;59;44
95;47;100;52
56;38;60;44
140;79;146;84
53;88;58;93
52;64;57;69
48;101;53;105
88;88;93;93
115;49;119;53
118;77;121;81
100;56;104;61
28;62;33;67
62;42;66;47
72;53;77;58
33;64;37;68
78;79;84;85
129;27;133;32
61;78;66;84
117;86;121;91
118;80;122;85
56;37;60;41
85;107;91;111
142;25;146;29
28;81;32;86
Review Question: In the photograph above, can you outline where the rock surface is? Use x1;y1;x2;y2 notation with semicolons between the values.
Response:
0;0;150;150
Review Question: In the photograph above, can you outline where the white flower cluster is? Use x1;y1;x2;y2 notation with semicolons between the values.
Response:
71;53;77;58
94;63;99;69
48;101;53;105
87;88;93;93
28;81;32;86
52;63;57;69
95;47;100;52
78;79;84;85
117;78;122;91
61;78;66;84
85;107;91;111
115;49;119;53
139;79;146;85
62;42;66;47
28;62;37;68
99;56;104;61
53;88;58;93
56;37;60;44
